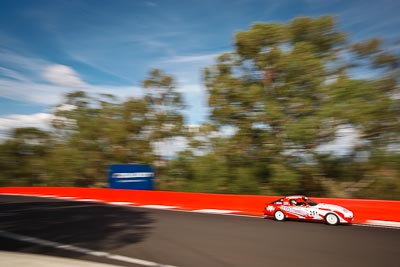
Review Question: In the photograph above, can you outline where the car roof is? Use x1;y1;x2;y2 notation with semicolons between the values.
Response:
285;195;306;199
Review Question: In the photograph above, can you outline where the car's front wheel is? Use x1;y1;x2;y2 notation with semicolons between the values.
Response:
325;213;339;225
274;210;286;221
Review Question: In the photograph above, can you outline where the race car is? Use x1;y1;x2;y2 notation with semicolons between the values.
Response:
263;195;354;225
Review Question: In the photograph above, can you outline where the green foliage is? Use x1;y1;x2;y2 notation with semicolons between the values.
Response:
0;15;399;199
0;128;51;185
202;15;399;197
351;38;381;57
143;69;185;140
269;164;300;195
0;70;185;187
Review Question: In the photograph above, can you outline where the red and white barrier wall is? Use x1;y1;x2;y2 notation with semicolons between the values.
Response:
1;187;399;227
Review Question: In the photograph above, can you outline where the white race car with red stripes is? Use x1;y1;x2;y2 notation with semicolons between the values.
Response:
264;195;354;225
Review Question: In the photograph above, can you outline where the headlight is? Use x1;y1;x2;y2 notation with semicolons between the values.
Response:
342;209;353;217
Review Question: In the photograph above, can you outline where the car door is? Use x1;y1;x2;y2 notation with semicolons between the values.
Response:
289;202;309;219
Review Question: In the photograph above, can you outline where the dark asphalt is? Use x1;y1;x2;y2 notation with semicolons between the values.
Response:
0;195;398;267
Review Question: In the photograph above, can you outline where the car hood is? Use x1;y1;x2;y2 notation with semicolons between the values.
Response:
316;203;344;210
316;203;352;215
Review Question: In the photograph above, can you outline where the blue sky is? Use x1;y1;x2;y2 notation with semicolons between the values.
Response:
0;0;399;137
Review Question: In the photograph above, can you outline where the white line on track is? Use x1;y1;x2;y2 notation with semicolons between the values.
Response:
139;205;178;209
364;220;400;229
76;198;102;202
108;202;135;206
1;193;399;230
193;209;239;214
0;230;177;267
56;196;77;200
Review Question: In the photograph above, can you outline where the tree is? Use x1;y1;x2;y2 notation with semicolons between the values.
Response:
51;91;156;186
142;69;187;180
142;69;186;140
0;127;51;185
204;15;399;195
47;69;187;187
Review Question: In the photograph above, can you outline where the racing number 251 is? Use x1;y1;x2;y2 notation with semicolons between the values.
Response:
308;210;318;217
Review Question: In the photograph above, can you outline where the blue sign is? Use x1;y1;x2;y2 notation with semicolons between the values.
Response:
108;164;154;190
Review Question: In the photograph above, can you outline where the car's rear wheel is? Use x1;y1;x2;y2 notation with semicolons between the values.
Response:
274;210;286;221
325;213;339;225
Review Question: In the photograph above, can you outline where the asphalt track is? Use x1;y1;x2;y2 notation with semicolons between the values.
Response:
0;195;398;267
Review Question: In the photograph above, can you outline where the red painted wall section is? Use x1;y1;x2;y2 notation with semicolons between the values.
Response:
1;187;399;223
312;197;400;222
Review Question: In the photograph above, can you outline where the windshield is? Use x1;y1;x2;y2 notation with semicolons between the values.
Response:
271;198;284;204
304;198;318;206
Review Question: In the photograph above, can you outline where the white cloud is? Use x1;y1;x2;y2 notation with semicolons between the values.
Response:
0;51;143;104
0;53;143;105
177;83;206;93
67;53;135;83
87;84;143;99
54;104;76;112
317;126;360;156
0;113;52;130
157;52;224;80
0;66;31;82
0;79;67;105
153;136;188;157
0;50;209;132
43;64;87;87
0;77;143;106
0;49;47;76
0;59;145;140
164;53;220;64
0;113;53;140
